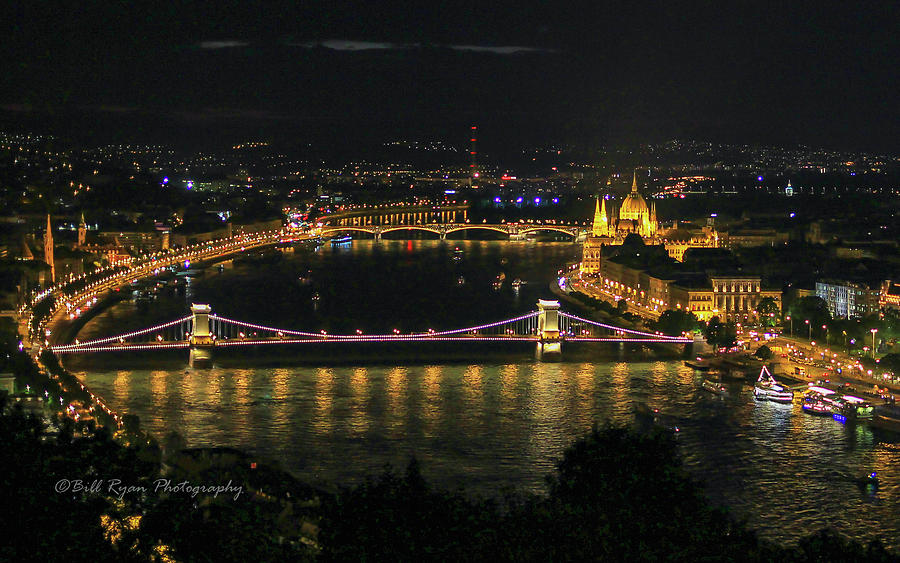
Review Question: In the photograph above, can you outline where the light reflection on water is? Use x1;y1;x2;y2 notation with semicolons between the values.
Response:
76;361;900;548
65;241;900;548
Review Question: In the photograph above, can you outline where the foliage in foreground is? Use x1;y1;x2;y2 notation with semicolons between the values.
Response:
1;393;896;562
319;424;897;562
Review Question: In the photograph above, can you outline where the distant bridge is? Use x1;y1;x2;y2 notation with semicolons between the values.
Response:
50;301;691;360
315;203;587;241
318;223;584;240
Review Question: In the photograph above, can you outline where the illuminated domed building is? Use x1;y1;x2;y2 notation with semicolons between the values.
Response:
592;173;657;239
581;170;718;274
578;172;779;323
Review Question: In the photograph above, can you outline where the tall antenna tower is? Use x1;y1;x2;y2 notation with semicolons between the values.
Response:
469;125;478;188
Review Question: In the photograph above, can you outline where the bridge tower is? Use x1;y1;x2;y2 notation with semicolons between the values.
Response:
189;304;214;347
536;299;562;360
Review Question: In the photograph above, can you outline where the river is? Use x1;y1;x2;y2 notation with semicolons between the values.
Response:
64;240;900;548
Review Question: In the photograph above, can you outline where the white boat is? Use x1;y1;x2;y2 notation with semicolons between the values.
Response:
701;378;727;395
753;366;794;403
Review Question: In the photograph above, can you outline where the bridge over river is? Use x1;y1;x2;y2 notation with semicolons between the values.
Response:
50;300;691;360
313;202;588;241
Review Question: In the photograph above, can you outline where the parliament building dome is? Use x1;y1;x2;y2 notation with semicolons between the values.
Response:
619;173;649;221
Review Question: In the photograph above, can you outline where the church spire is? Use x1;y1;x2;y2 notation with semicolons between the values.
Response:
44;213;55;283
20;235;33;260
631;169;638;193
592;195;609;237
77;212;87;247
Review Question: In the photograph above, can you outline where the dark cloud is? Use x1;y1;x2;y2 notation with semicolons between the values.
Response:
287;40;557;55
199;41;251;49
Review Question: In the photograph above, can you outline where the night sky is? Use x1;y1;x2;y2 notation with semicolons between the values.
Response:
2;2;898;152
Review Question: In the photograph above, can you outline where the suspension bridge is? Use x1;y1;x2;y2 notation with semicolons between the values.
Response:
49;301;692;359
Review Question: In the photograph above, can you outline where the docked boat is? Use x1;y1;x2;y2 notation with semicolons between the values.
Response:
234;250;281;265
753;366;794;403
801;390;833;416
297;236;323;248
870;405;900;433
831;394;875;421
701;378;727;395
684;358;711;371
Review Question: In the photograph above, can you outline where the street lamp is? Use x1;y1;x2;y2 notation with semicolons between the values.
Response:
805;319;810;340
822;324;828;344
871;328;878;358
786;315;792;336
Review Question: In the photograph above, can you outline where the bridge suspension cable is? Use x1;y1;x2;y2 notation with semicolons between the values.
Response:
210;311;542;340
51;315;194;351
207;315;324;338
558;312;692;341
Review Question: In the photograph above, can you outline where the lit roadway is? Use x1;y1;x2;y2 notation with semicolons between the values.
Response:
746;335;900;396
25;229;314;352
565;272;664;321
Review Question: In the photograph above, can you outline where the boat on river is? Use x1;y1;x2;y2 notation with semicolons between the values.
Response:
701;378;727;395
633;402;681;433
855;471;879;490
870;405;900;433
801;389;833;416
831;394;875;421
330;235;352;245
684;358;711;371
753;366;794;403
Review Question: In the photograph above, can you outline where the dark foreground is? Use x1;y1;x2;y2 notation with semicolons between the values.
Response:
1;389;896;562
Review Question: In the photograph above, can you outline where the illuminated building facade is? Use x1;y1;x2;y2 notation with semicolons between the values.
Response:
816;279;881;319
709;277;781;323
881;280;900;314
596;260;779;323
581;171;719;273
584;235;780;322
